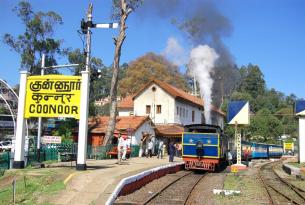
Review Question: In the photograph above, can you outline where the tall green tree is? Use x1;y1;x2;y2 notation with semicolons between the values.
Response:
247;108;283;143
119;52;189;96
3;1;65;74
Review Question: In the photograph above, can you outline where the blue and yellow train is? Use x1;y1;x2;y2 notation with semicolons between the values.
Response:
182;124;229;171
182;124;283;171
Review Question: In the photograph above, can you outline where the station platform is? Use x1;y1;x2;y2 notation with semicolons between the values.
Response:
48;157;183;205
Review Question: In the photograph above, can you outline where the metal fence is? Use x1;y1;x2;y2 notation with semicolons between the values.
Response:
0;143;140;171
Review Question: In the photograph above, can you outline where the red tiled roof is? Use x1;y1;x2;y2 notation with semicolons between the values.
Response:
155;124;184;137
117;95;134;109
132;79;225;116
88;116;150;134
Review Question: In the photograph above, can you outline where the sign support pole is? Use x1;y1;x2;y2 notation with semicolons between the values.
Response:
76;5;92;170
13;71;28;168
37;54;45;162
299;117;305;163
235;122;242;165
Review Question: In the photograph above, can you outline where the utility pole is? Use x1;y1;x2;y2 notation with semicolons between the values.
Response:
37;54;45;162
77;3;118;170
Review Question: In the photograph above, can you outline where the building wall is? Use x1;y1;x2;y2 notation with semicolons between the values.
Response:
118;108;133;116
174;101;203;125
133;121;155;145
134;84;175;124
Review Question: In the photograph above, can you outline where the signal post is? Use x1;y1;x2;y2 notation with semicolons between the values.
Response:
227;101;250;171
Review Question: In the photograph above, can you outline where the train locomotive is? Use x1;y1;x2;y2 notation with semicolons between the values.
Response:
182;124;283;172
182;124;228;171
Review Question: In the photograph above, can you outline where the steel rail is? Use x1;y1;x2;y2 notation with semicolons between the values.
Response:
141;171;207;205
183;173;209;205
272;164;305;201
259;161;305;205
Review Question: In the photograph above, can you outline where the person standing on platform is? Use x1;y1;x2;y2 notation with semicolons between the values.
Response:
147;139;153;158
244;146;250;165
157;140;164;159
117;134;124;164
227;149;233;166
121;136;128;161
169;141;176;162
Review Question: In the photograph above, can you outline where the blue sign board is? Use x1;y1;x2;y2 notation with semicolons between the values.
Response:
296;100;305;116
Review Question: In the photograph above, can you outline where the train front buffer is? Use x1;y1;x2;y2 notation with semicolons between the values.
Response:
182;132;220;171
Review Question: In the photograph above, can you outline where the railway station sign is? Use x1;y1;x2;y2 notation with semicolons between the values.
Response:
24;75;81;119
227;101;250;125
295;100;305;116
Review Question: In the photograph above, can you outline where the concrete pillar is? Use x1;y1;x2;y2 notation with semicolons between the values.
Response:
76;71;90;170
299;117;305;163
13;71;28;169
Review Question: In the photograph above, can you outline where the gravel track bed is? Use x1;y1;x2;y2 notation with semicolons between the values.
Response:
115;171;189;204
261;162;305;204
147;172;205;205
186;173;225;205
274;163;305;192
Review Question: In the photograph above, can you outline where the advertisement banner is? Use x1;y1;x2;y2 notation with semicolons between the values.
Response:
24;75;81;119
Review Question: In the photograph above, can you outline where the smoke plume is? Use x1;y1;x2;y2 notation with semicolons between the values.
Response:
162;37;188;66
136;0;239;123
189;45;219;124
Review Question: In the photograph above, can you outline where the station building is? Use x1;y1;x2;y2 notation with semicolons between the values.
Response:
117;79;225;142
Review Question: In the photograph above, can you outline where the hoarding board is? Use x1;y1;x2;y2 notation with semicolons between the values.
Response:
24;75;81;119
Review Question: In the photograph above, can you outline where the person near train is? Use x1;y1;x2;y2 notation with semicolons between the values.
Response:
196;140;204;160
169;141;176;162
227;149;233;166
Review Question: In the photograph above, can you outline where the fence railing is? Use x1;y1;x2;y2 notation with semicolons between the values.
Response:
0;143;140;171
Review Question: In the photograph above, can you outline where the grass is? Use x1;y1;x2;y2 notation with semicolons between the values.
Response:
0;167;74;205
214;171;268;205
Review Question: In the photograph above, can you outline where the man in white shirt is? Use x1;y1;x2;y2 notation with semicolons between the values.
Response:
121;136;128;160
117;134;124;164
147;139;153;158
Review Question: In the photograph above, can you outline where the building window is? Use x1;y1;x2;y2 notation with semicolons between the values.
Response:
192;110;195;122
146;105;151;114
157;105;162;114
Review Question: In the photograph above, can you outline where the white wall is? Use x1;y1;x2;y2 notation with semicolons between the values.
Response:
132;120;155;145
134;84;175;124
174;101;203;125
118;108;133;116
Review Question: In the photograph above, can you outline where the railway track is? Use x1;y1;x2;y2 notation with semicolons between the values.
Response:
259;160;305;205
140;171;208;205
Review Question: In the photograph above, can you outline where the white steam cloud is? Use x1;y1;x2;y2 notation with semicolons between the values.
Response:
189;45;219;124
162;37;188;66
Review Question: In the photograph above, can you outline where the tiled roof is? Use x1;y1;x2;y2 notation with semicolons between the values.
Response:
155;124;184;137
132;79;225;116
117;95;134;109
88;116;150;134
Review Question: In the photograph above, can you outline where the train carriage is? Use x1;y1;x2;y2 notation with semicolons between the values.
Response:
182;124;228;171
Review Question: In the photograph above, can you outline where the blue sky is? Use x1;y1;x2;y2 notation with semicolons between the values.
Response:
0;0;304;99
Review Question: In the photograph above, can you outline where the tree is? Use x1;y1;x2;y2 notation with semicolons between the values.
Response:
3;1;65;74
119;52;189;96
104;0;142;145
247;108;283;143
237;64;266;99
